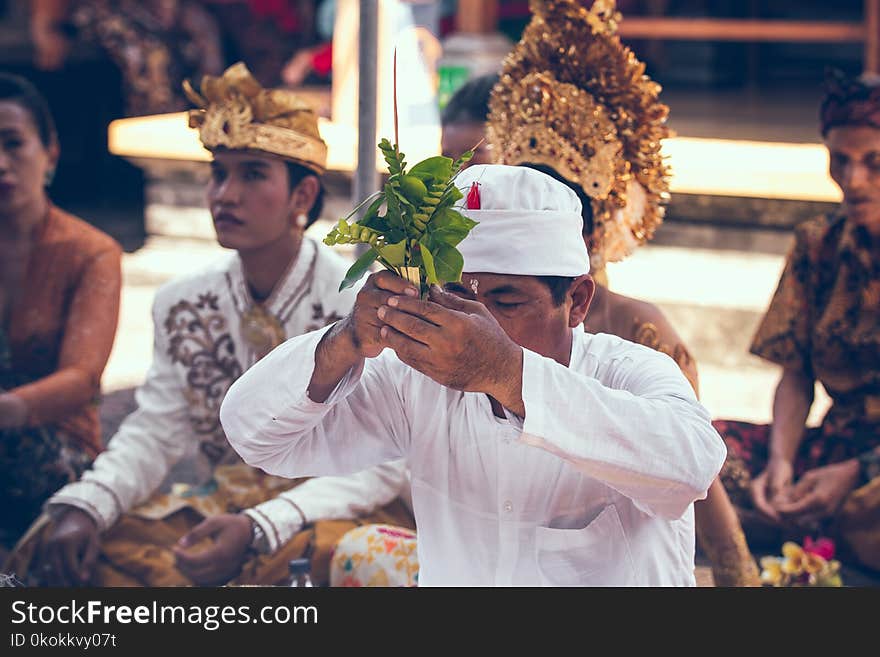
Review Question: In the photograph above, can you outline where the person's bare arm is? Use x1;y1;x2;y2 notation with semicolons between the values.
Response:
749;368;813;520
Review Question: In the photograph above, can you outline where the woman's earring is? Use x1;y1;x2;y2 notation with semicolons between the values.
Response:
44;167;56;187
295;213;308;228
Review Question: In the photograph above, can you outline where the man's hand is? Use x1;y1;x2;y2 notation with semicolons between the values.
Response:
749;457;794;522
775;459;860;526
38;506;100;586
376;284;524;414
0;393;28;430
344;271;420;359
173;514;254;586
310;271;418;402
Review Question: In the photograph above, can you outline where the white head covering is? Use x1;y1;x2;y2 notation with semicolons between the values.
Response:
456;164;591;277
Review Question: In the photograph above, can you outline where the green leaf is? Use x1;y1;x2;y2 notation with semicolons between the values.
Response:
363;194;385;220
385;227;407;244
360;212;390;233
435;184;464;211
432;244;464;284
418;239;440;285
452;149;475;174
427;208;478;247
408;156;453;183
392;188;417;210
339;247;379;292
399;175;428;205
383;184;405;231
378;239;407;267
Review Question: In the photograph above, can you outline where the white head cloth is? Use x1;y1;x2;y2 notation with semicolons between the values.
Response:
456;164;591;276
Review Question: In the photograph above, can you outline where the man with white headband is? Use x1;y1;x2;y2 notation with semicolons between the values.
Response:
220;164;727;586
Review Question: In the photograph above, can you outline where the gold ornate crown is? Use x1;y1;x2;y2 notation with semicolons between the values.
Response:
487;0;672;268
184;62;328;174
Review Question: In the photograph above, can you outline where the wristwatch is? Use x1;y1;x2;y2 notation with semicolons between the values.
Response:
857;450;880;487
248;517;271;554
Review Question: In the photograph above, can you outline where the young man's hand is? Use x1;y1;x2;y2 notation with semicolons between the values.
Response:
173;513;254;586
39;506;100;586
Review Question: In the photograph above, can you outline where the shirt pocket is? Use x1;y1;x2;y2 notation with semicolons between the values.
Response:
535;504;636;586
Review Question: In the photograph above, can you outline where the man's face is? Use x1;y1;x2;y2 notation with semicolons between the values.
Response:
207;149;297;251
826;124;880;236
445;272;591;364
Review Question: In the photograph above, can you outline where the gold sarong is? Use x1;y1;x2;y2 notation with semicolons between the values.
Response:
4;463;414;587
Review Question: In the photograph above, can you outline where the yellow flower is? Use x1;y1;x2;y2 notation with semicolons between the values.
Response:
803;552;827;575
781;542;807;575
760;557;785;586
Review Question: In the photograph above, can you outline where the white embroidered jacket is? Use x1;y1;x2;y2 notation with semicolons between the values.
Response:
48;238;409;553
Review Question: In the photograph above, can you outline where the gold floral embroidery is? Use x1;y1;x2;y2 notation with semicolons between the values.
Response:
165;292;242;463
305;302;344;333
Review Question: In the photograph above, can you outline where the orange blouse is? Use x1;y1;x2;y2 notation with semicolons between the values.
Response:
6;205;122;457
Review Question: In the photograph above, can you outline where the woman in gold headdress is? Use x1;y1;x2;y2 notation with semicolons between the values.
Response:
712;70;880;573
5;63;413;587
486;0;760;586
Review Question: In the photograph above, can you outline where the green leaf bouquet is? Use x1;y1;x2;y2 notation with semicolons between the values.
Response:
324;139;478;296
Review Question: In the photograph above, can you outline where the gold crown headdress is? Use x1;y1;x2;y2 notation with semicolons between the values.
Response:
184;62;328;174
487;0;672;269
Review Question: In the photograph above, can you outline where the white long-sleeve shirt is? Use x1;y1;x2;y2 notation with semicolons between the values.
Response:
48;238;409;553
220;324;728;586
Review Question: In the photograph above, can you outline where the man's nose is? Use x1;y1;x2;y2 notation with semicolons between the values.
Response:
843;162;870;192
212;176;241;204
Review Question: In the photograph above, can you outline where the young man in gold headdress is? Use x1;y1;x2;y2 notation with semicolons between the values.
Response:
5;63;412;587
484;0;760;586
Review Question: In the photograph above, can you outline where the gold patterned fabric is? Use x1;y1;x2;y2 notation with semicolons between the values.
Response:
631;320;699;395
5;466;414;587
751;213;880;437
487;0;672;270
185;62;328;173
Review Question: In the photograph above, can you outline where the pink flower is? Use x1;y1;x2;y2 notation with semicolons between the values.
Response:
803;536;835;561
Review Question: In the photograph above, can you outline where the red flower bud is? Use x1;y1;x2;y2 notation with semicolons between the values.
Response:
466;182;481;209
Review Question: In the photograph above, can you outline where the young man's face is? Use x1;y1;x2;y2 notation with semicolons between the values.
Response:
207;149;297;251
445;272;593;365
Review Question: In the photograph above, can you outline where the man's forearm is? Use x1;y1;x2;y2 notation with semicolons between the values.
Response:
770;368;814;463
308;319;364;403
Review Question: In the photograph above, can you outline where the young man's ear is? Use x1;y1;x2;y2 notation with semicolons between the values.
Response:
567;274;595;327
289;174;320;218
